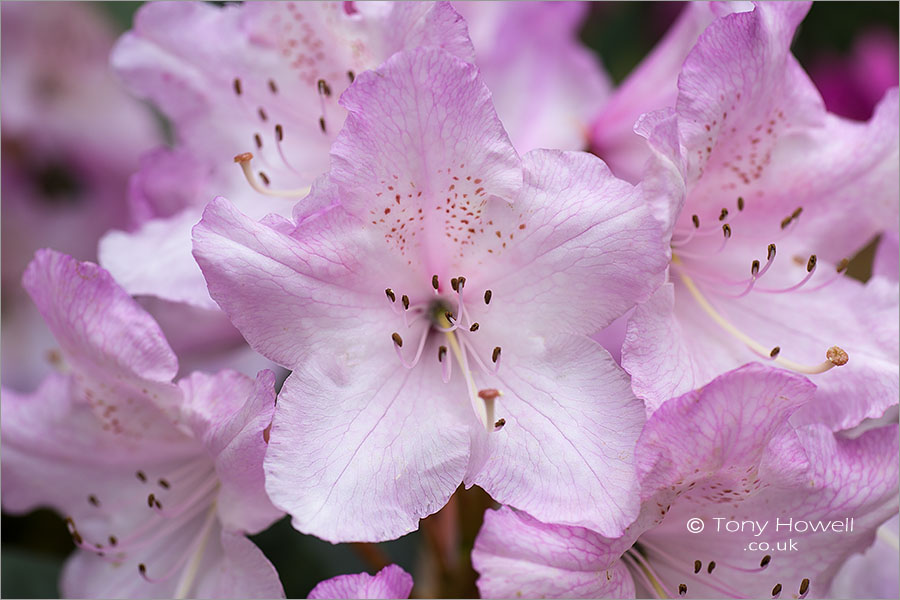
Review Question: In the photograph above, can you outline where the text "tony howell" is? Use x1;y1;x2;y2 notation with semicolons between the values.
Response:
709;517;855;536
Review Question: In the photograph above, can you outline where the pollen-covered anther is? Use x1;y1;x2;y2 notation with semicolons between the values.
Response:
719;208;729;221
233;152;309;198
391;332;403;348
707;560;716;574
437;345;447;362
767;243;777;261
469;323;480;332
692;214;700;228
806;254;817;272
826;346;849;366
401;294;410;310
432;275;439;290
450;277;459;291
836;258;849;273
317;78;332;97
678;583;687;597
760;554;771;568
385;288;396;302
492;346;501;363
769;346;781;358
483;289;492;304
722;224;732;239
693;560;702;574
799;578;810;596
771;582;782;598
751;260;760;276
138;563;147;575
737;196;745;211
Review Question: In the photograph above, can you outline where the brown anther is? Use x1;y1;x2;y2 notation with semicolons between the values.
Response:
781;216;793;229
457;276;466;289
770;346;781;358
692;214;700;228
438;346;447;362
751;260;760;276
484;290;492;304
445;311;454;323
469;323;480;332
319;117;327;133
233;152;253;164
450;277;459;291
347;70;355;83
478;389;501;402
401;295;409;310
737;196;745;211
722;224;732;238
258;171;270;185
275;124;284;142
88;494;100;507
771;583;782;597
391;333;403;348
799;578;809;595
268;79;278;94
719;208;729;221
136;470;147;483
767;243;777;261
233;78;242;96
254;133;263;149
493;418;506;431
385;288;396;302
760;554;771;568
147;493;156;508
707;561;716;574
826;346;848;366
492;347;501;363
806;254;817;272
836;258;849;273
432;275;439;290
317;79;331;97
791;207;803;219
158;478;170;490
693;560;702;574
679;583;688;597
109;536;118;546
138;563;147;575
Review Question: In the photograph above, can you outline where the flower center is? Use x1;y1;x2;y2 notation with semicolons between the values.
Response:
65;458;220;597
386;275;505;432
670;197;849;375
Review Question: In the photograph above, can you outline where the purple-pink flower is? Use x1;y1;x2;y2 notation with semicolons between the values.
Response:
1;250;283;598
192;46;668;542
308;564;413;599
473;364;899;599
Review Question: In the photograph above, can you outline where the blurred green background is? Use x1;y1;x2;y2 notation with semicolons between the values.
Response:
2;1;897;598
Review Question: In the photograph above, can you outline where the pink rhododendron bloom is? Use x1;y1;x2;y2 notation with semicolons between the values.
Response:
1;250;283;598
308;565;413;599
472;364;900;599
830;515;900;600
810;29;900;122
453;1;611;152
100;0;474;311
193;47;667;542
0;1;160;391
619;2;899;430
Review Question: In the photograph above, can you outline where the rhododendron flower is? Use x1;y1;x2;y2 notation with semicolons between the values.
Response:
308;565;413;599
619;2;899;430
472;364;900;599
0;1;160;391
193;47;667;542
830;515;900;600
100;0;474;311
453;1;611;152
1;250;283;598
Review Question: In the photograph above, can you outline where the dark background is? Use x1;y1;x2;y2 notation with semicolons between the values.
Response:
2;1;897;597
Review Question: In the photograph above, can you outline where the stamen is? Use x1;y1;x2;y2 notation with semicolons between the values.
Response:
394;326;429;369
737;196;745;211
693;560;702;574
439;312;490;430
679;583;687;597
798;258;850;293
385;288;396;303
754;254;816;293
233;153;309;198
673;256;848;374
771;583;782;598
432;275;439;291
692;214;700;228
769;346;780;358
401;295;410;310
707;561;717;574
719;208;729;221
799;578;810;598
493;418;506;431
136;471;147;483
620;553;665;600
347;70;355;83
391;332;403;347
232;78;242;96
484;290;492;304
722;224;732;239
492;347;501;363
478;389;501;431
469;323;479;332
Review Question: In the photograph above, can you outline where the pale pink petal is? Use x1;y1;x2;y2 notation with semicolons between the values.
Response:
468;335;644;538
873;230;899;281
178;369;283;534
829;515;900;599
473;506;635;599
455;1;611;151
265;354;471;542
308;564;413;599
193;531;285;599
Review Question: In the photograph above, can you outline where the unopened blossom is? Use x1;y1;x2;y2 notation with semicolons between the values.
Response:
100;0;474;311
0;2;160;391
473;364;900;599
619;2;899;430
193;47;667;542
453;1;611;152
1;250;283;598
308;565;413;599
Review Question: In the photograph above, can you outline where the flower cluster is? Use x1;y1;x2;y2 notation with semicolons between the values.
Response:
1;2;897;599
